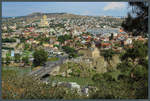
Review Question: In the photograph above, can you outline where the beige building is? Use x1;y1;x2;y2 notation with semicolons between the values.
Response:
91;44;100;58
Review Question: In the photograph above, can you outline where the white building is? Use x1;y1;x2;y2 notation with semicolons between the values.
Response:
82;87;89;96
125;38;132;45
11;50;15;57
113;33;118;37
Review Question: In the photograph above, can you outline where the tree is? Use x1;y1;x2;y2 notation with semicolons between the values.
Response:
62;46;78;58
109;33;114;40
121;41;148;63
14;53;21;63
87;42;91;48
24;43;30;50
132;65;147;80
5;56;11;65
119;41;148;79
117;61;133;78
53;44;60;49
118;40;148;98
122;2;148;36
2;38;16;43
92;73;105;83
58;35;72;44
33;49;48;66
2;57;5;64
101;49;115;63
40;37;50;43
22;56;29;65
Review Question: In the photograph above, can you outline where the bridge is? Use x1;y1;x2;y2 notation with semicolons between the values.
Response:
28;55;68;80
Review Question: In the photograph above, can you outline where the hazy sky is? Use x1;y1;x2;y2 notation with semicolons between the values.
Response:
2;2;129;17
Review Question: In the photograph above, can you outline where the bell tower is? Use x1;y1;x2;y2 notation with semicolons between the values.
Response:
91;43;100;58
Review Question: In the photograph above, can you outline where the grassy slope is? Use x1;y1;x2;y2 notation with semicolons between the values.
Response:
49;76;94;87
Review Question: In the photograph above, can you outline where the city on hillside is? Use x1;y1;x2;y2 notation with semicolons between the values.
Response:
2;2;148;99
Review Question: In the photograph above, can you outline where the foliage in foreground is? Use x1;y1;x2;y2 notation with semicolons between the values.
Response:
122;2;148;36
2;74;85;99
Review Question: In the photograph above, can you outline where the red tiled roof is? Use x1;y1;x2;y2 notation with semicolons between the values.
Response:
119;28;124;32
24;31;29;33
101;43;111;47
29;39;34;41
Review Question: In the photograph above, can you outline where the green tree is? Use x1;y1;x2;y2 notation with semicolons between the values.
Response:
24;43;30;50
121;41;148;63
92;73;105;83
58;35;72;44
122;2;148;36
53;44;60;49
109;33;114;40
14;53;21;63
101;49;114;63
2;57;5;64
5;56;11;65
120;2;148;99
33;49;48;66
116;61;133;78
22;56;29;65
2;38;16;43
118;41;148;98
62;46;77;58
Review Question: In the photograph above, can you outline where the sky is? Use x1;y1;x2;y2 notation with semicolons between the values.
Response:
2;2;129;17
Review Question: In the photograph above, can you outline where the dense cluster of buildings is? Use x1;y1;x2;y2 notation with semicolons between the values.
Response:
2;14;147;63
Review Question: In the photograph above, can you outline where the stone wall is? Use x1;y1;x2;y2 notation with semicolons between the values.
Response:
92;57;107;73
49;65;60;76
49;54;121;76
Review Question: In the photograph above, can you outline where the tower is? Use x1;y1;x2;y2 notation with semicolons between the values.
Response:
91;43;100;58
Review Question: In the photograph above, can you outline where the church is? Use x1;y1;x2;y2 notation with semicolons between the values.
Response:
78;43;100;59
40;15;49;27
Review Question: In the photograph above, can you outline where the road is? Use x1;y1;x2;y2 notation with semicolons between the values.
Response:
28;55;68;80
